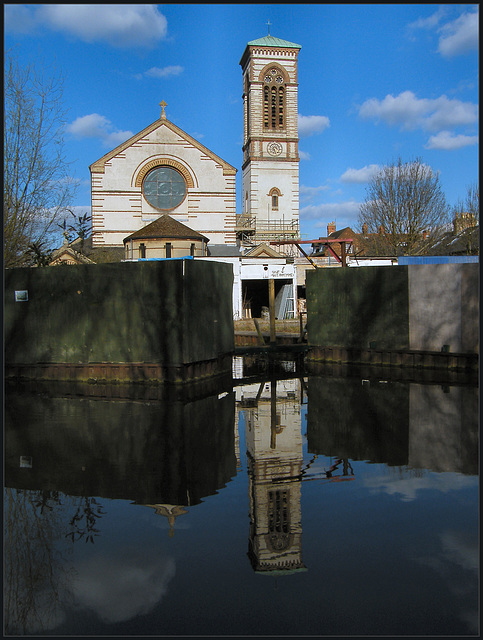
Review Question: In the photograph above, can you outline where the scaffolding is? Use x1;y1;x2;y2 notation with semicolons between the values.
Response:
236;214;300;254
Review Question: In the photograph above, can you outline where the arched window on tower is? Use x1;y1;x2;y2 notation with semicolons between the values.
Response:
263;67;286;130
269;187;281;211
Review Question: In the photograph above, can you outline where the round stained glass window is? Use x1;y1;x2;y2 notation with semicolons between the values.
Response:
142;166;186;210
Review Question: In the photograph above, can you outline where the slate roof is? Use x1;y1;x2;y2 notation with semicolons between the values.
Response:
247;35;301;49
207;244;244;257
123;215;209;243
426;226;479;256
326;227;354;240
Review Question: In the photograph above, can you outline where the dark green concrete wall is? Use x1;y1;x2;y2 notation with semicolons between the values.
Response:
5;260;234;366
306;266;410;350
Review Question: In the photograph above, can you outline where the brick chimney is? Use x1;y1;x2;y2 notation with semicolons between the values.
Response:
327;221;336;236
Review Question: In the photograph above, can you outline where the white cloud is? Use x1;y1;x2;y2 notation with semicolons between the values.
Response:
425;130;479;150
438;8;479;57
4;4;39;33
407;6;478;58
340;164;382;183
359;91;478;133
298;114;330;137
299;150;311;161
143;66;184;79
408;6;448;30
66;114;133;147
5;5;168;48
299;184;330;203
300;201;361;223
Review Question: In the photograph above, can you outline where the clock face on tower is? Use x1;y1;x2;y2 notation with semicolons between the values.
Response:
267;142;283;156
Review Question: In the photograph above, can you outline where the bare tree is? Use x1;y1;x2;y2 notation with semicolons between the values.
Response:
4;50;77;267
452;182;479;228
357;158;450;256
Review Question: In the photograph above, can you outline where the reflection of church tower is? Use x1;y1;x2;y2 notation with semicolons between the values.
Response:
244;379;306;573
238;34;301;254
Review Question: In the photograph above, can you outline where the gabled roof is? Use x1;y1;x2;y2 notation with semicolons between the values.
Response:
247;35;301;49
123;215;209;244
244;243;284;258
49;245;95;265
90;115;236;176
328;227;355;240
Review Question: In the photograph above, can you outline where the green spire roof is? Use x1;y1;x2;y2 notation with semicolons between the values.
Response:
247;35;301;49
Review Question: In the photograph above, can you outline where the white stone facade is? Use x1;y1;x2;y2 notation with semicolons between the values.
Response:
90;114;237;247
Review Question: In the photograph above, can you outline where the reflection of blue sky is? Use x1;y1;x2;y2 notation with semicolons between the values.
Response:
363;470;478;501
71;548;176;623
417;529;479;634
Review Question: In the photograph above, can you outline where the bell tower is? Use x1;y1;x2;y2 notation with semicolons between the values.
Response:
238;33;301;254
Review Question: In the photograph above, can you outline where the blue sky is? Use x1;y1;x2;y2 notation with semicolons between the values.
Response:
5;4;479;241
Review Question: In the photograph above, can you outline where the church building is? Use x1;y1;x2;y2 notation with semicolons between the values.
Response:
89;34;301;257
89;101;237;248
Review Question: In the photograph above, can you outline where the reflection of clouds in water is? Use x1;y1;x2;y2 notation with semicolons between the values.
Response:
72;548;175;623
441;530;478;573
363;471;477;502
418;530;478;634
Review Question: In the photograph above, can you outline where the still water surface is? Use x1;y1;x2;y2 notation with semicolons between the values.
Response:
4;360;479;636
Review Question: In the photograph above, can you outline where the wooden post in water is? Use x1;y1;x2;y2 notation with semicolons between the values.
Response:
270;378;277;449
253;318;266;345
269;278;276;344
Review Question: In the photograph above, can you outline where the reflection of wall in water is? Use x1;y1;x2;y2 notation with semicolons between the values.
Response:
307;377;409;466
306;377;478;476
5;388;237;506
409;384;478;475
241;379;307;573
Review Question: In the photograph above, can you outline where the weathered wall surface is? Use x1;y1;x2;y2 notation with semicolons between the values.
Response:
5;260;234;370
306;264;478;354
306;266;410;350
408;264;479;352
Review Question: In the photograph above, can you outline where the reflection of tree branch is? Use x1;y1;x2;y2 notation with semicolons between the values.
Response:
66;496;105;544
4;488;73;635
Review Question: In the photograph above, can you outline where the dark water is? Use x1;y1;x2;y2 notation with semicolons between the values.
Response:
4;361;479;636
